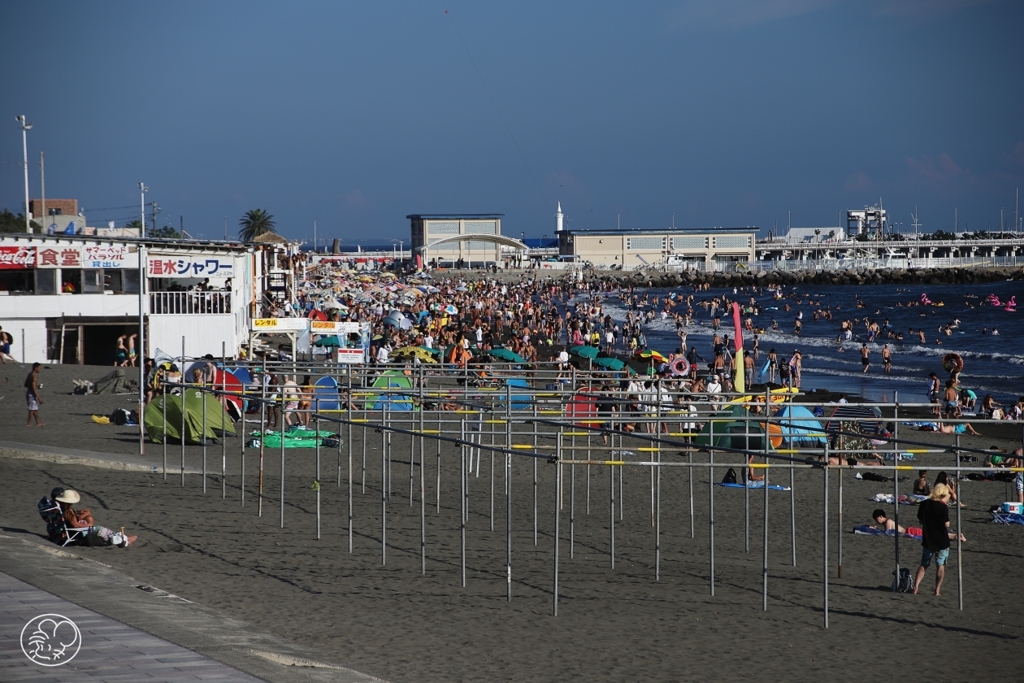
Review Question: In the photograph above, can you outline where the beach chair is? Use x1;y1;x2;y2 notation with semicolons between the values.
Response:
36;494;88;547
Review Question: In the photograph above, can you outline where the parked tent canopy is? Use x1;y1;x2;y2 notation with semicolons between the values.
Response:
363;370;416;411
825;404;882;435
93;369;136;395
695;405;772;452
144;388;235;444
771;404;828;447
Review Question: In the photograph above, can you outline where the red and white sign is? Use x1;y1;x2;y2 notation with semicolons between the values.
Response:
0;246;35;269
36;246;83;268
337;348;368;364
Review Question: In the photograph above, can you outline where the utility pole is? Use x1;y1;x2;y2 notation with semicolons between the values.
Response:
17;115;32;233
150;202;160;235
39;151;46;233
138;182;148;456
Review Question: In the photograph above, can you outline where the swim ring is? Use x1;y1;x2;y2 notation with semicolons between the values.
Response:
942;353;964;373
669;357;691;376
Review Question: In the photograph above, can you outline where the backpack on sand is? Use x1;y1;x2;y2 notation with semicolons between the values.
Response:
890;567;914;593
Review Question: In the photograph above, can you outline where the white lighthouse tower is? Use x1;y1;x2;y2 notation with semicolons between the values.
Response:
555;202;564;233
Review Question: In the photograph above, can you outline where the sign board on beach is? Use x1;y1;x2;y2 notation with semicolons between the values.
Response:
0;246;35;269
337;347;368;364
148;254;234;278
251;318;309;331
310;321;367;334
83;244;131;268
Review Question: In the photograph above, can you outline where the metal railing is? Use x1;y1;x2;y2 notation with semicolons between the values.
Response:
143;356;1017;627
149;290;232;315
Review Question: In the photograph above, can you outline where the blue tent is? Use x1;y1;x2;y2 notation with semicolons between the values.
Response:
229;366;253;386
313;375;340;411
506;378;532;410
772;404;827;447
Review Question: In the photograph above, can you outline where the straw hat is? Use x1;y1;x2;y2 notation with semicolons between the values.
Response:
54;489;81;504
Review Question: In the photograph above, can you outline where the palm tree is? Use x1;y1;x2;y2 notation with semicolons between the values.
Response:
238;209;276;242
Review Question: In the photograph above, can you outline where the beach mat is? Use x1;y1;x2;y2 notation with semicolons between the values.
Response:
717;482;791;491
853;525;921;539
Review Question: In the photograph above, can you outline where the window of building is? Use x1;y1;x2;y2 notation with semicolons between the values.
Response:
713;235;751;249
670;236;708;250
61;268;82;293
428;221;460;235
0;270;34;294
122;270;140;293
104;270;124;293
35;269;57;294
82;269;103;293
627;237;665;250
464;221;497;234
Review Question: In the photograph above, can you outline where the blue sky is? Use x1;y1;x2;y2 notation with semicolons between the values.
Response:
1;0;1022;245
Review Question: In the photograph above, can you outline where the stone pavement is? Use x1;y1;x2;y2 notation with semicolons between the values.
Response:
0;571;266;681
0;533;383;683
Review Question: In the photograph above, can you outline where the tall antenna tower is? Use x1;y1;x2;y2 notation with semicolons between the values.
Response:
911;207;921;239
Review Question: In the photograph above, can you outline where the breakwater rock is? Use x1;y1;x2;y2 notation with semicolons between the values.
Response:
596;266;1024;289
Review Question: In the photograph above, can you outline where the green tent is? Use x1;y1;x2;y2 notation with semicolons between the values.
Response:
694;405;771;452
363;370;417;411
144;389;236;444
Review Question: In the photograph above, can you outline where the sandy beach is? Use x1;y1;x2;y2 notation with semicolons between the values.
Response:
1;362;1021;682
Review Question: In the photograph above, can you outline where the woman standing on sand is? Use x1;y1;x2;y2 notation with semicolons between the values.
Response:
114;336;129;366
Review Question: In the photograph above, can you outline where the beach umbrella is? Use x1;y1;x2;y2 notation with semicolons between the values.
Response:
487;348;526;363
393;346;437;363
635;349;668;364
570;345;599;359
313;335;341;348
592;356;626;371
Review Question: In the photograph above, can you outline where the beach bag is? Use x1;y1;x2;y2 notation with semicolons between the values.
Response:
109;408;131;426
721;468;738;485
890;568;915;593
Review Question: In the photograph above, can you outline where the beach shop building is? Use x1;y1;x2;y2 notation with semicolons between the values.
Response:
0;234;265;364
557;226;758;269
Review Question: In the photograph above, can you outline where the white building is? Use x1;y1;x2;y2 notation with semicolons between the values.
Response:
0;234;264;364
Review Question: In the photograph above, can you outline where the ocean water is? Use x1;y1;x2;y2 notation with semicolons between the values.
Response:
600;279;1024;405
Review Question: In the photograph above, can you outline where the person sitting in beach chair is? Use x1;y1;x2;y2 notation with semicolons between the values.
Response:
37;489;89;547
42;488;136;547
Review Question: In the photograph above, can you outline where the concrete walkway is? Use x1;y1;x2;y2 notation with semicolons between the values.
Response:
1;571;266;681
0;440;202;474
0;533;383;683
